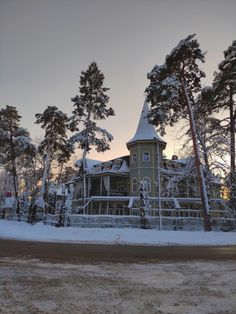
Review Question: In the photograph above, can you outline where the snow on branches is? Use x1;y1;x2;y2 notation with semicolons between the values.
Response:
146;34;212;231
69;62;115;203
139;180;150;217
69;62;114;155
146;34;205;136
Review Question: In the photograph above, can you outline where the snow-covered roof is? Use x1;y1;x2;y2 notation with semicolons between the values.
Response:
172;157;193;165
75;159;101;172
117;160;129;173
91;158;129;175
74;157;129;176
126;100;166;146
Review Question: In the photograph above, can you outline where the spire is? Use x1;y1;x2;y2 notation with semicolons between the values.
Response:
127;99;166;146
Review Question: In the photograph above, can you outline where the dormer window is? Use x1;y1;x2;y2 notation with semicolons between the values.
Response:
104;162;112;171
113;159;122;170
95;164;102;172
143;152;150;162
132;153;137;163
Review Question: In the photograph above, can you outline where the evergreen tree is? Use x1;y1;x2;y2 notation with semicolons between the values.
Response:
56;142;74;185
146;34;212;231
57;165;76;184
0;105;36;213
69;62;115;204
213;40;236;208
35;106;72;206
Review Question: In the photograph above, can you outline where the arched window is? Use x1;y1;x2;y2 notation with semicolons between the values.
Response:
143;151;150;162
142;177;151;193
132;153;137;163
132;178;138;193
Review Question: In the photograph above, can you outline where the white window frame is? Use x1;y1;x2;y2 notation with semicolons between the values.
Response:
132;177;138;193
143;151;151;162
132;153;137;163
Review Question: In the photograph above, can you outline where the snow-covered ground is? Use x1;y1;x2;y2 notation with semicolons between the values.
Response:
0;258;236;314
0;220;236;245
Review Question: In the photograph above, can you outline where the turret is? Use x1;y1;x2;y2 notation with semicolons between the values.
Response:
126;100;166;196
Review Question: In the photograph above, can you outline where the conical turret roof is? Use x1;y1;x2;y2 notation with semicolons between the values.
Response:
127;100;166;146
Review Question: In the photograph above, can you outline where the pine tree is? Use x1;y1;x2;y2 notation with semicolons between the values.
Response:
35;106;72;206
146;34;212;231
182;87;230;208
0;105;36;213
57;166;76;184
213;40;236;209
69;62;115;204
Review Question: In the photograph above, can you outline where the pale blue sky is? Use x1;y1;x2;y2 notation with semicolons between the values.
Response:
1;0;235;161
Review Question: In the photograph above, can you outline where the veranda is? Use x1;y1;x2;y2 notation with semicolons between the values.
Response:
1;196;234;231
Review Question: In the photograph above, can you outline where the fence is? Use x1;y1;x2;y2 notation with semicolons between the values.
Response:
42;213;235;231
1;207;235;231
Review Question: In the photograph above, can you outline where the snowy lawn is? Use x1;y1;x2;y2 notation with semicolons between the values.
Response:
0;220;236;245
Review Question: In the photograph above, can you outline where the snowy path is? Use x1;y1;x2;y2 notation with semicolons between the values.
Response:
0;220;236;246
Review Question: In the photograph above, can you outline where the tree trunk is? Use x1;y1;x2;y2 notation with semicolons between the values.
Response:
81;104;92;207
200;137;212;212
57;163;64;186
41;153;50;204
181;85;212;231
54;163;64;210
229;84;236;208
81;149;87;206
10;134;19;214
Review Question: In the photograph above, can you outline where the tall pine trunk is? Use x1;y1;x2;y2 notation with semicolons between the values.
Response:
81;105;92;207
229;84;236;208
57;163;64;186
41;152;50;205
81;149;87;207
10;134;19;214
200;136;212;212
181;85;212;231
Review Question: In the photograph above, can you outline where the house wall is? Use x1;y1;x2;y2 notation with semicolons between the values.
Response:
128;141;164;197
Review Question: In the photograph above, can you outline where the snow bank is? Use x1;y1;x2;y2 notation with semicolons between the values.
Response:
0;220;236;246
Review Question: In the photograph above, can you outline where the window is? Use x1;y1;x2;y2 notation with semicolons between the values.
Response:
104;162;112;170
142;177;151;193
113;159;122;170
132;178;138;193
143;152;150;162
132;153;137;163
95;164;102;172
117;183;125;192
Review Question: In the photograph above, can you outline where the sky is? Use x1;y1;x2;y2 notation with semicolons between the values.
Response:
1;0;236;162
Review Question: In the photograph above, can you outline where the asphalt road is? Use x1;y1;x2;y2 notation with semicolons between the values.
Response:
0;239;236;262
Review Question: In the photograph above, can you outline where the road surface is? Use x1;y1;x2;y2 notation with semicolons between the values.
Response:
0;239;236;262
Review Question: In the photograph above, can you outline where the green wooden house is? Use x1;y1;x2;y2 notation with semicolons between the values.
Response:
71;101;224;218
